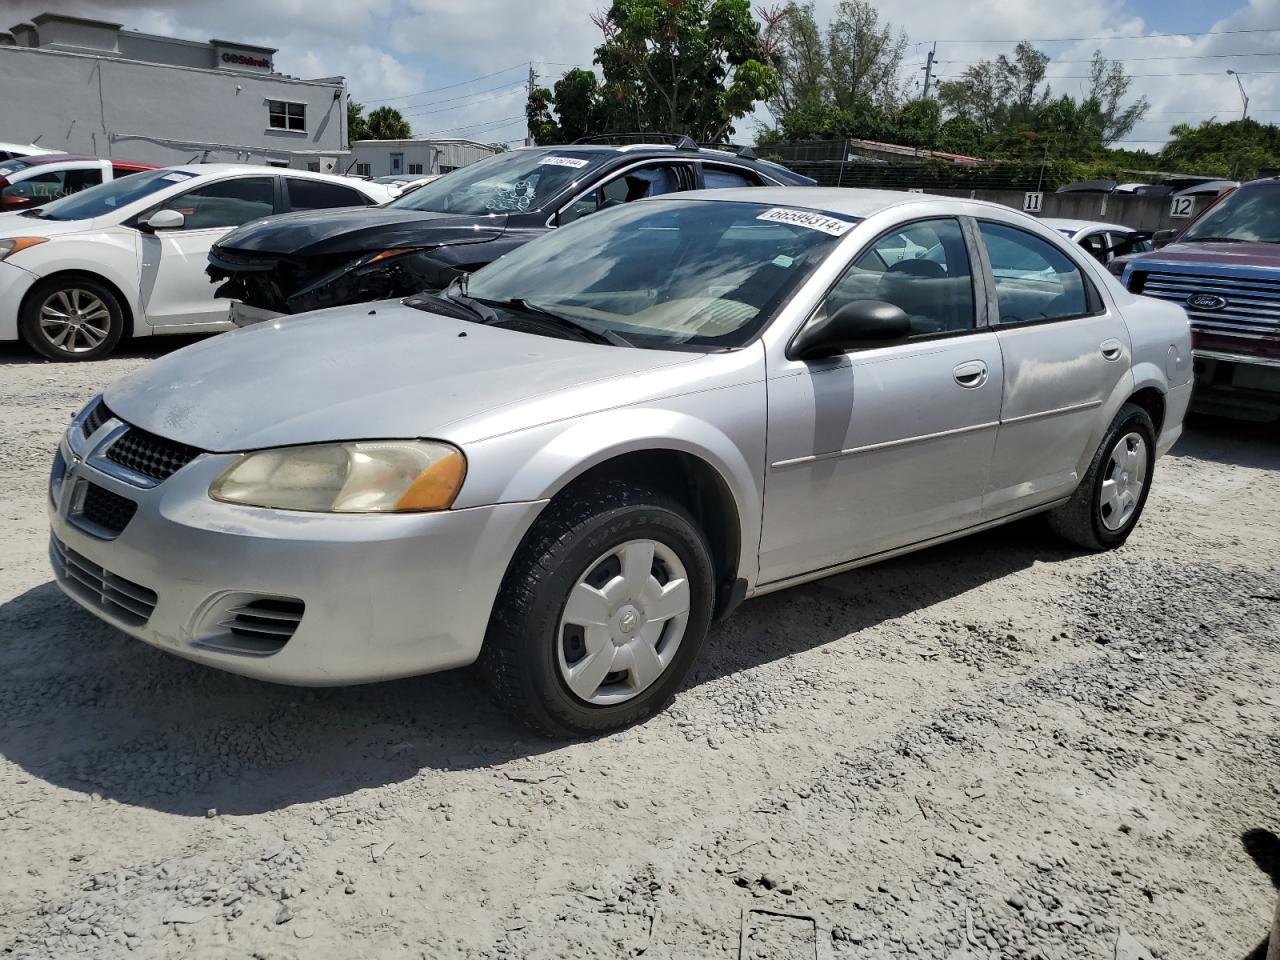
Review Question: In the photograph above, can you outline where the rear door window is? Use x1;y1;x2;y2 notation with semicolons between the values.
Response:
979;222;1092;323
702;165;764;189
285;178;371;211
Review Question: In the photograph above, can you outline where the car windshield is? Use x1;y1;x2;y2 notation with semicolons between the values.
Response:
462;199;853;349
386;150;607;215
0;160;33;178
21;168;195;221
1180;185;1279;243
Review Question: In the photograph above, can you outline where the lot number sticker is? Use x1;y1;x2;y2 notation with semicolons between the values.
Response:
542;156;590;169
1170;195;1196;219
1023;191;1044;213
756;207;855;236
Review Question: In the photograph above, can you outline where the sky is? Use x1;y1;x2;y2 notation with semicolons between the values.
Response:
4;0;1279;153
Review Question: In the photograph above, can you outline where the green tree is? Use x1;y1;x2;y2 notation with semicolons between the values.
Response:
1086;51;1149;146
1160;118;1280;179
893;98;940;148
592;0;777;141
761;0;905;138
347;99;370;142
365;106;412;140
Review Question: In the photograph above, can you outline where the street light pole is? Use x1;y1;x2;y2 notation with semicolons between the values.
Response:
1227;69;1250;120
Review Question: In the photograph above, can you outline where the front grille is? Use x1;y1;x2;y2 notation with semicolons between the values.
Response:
105;427;203;483
51;536;157;627
81;399;111;438
204;598;304;656
1136;271;1280;342
77;482;137;537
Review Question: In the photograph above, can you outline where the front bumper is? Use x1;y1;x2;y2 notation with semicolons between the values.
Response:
48;412;546;685
0;259;39;341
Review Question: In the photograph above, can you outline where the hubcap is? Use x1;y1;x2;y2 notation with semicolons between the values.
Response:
39;289;111;354
557;539;691;706
1099;431;1148;531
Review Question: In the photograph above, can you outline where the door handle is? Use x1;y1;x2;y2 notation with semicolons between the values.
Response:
1100;339;1124;361
953;360;988;389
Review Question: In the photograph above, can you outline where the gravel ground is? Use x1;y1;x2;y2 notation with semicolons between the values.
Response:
1;339;1278;960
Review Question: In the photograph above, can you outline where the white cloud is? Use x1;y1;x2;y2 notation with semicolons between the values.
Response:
9;0;1274;149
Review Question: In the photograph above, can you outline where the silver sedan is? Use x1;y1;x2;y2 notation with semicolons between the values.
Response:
49;188;1192;737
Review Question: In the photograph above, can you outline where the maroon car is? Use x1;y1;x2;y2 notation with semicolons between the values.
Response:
1118;179;1280;420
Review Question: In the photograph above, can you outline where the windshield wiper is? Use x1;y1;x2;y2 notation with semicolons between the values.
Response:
403;289;497;324
1183;235;1249;243
486;297;633;347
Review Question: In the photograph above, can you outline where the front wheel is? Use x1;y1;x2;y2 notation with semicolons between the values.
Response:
19;277;126;361
1048;402;1157;550
480;480;716;738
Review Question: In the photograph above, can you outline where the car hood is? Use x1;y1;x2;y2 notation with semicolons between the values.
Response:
1133;240;1280;271
103;302;701;452
0;213;99;237
215;206;508;257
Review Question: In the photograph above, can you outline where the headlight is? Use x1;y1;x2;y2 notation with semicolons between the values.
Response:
209;440;465;513
0;237;48;261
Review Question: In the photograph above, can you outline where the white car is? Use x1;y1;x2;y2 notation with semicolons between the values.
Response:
0;164;388;360
370;174;442;198
1040;218;1152;266
0;141;63;163
0;155;156;212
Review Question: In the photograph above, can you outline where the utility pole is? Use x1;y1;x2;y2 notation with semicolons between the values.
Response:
526;62;536;146
921;42;937;99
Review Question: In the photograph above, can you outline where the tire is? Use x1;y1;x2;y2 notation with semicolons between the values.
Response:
480;480;716;738
1048;402;1157;550
19;276;126;361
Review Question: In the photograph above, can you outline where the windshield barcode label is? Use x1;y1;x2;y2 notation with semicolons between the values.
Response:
542;156;590;169
756;208;854;236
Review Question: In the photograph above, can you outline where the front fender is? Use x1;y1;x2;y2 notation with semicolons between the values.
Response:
453;384;767;587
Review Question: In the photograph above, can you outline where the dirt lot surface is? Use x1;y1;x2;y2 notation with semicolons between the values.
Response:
1;340;1278;960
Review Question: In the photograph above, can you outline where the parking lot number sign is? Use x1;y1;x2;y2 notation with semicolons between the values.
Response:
1023;192;1044;213
1170;196;1196;219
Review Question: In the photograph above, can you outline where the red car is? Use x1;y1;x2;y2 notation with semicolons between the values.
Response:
0;155;156;210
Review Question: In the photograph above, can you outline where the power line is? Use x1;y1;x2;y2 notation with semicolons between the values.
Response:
413;115;526;138
934;26;1280;44
360;63;529;104
399;82;526;119
934;68;1280;79
1047;51;1280;63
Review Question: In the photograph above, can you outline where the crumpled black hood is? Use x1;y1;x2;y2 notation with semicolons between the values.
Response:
215;206;508;257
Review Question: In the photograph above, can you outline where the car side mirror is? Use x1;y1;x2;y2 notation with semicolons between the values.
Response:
1152;228;1176;248
141;208;185;232
788;300;911;361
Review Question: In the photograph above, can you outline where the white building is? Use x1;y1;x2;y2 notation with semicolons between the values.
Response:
0;12;348;168
337;139;501;178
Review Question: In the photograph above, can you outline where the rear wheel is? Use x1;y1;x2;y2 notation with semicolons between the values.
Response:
19;277;125;361
1048;402;1156;550
480;480;715;738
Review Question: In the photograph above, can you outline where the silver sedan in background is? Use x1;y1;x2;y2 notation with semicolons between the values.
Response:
49;188;1192;737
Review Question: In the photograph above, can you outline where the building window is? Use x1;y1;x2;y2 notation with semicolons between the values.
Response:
305;162;320;172
355;162;372;177
268;100;306;132
408;163;424;175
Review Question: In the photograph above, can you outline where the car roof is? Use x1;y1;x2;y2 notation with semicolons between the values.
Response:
650;186;931;219
10;154;102;167
1040;217;1132;234
0;142;62;156
510;143;811;181
158;163;381;187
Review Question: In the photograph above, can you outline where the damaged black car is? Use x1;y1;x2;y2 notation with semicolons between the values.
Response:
206;139;815;322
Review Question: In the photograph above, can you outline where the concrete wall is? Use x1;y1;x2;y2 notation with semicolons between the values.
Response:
931;189;1202;232
0;45;344;166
